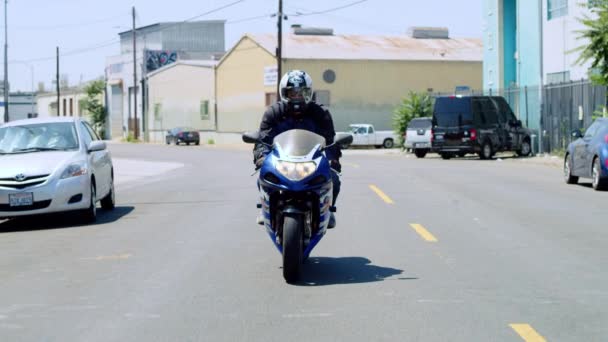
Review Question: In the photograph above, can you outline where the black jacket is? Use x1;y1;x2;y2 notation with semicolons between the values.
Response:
253;101;341;169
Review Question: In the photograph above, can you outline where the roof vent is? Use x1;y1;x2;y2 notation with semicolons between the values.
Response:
408;27;449;39
292;26;334;36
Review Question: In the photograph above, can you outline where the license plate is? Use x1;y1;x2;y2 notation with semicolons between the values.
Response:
9;192;33;207
415;143;431;148
188;133;193;138
435;135;444;140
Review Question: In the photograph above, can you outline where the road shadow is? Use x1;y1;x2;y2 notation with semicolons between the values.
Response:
294;256;411;286
0;206;134;233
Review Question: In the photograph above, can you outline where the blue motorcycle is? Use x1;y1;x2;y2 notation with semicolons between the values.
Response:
243;129;353;283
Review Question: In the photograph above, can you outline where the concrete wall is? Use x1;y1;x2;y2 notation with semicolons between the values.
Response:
147;64;216;143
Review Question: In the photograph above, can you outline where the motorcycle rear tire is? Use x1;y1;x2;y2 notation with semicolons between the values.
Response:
282;216;303;283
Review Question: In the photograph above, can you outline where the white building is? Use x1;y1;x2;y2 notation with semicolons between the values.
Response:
105;20;226;140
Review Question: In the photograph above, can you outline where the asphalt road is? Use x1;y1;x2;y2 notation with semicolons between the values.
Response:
0;144;606;342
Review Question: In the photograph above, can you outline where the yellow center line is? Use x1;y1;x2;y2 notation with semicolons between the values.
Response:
369;185;394;204
510;324;547;342
409;223;438;242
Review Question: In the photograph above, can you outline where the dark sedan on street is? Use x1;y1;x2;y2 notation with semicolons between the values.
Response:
166;127;200;145
564;118;608;190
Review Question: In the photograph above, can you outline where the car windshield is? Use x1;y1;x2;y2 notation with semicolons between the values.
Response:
0;122;79;154
273;129;325;157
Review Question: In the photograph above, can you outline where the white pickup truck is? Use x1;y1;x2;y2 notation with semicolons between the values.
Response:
337;124;398;149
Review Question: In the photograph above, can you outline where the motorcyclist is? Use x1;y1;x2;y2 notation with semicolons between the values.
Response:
253;70;342;228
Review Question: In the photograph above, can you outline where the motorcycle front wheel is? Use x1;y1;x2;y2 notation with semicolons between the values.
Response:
282;215;303;283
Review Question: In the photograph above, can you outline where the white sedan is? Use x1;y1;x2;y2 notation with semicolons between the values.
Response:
0;117;115;223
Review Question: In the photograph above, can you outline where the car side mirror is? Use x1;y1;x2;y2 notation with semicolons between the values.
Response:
335;133;353;146
242;131;261;144
88;141;106;153
571;130;583;139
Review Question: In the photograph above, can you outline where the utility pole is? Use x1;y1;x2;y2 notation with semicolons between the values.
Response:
132;6;138;140
3;0;8;123
56;47;60;116
276;0;283;98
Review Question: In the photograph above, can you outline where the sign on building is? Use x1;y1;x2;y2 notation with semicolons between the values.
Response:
146;50;178;73
264;66;278;86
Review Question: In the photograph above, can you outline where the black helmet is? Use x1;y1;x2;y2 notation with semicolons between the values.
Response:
279;70;313;113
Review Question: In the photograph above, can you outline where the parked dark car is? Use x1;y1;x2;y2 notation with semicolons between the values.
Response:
564;118;608;190
432;96;532;159
166;127;200;145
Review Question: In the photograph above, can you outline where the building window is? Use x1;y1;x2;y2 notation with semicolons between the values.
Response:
154;103;162;121
265;92;277;106
69;98;73;116
63;99;67;116
548;0;568;20
589;0;601;8
547;71;571;84
314;90;330;107
200;100;210;120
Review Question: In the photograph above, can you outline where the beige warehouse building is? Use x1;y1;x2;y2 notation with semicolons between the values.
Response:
216;27;482;133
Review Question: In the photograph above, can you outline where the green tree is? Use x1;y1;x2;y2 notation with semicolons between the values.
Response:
392;91;433;147
574;1;608;87
81;79;107;138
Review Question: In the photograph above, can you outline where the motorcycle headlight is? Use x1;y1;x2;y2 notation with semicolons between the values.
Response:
61;162;87;179
275;161;317;181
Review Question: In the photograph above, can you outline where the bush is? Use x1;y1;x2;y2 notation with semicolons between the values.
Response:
392;91;433;147
207;138;215;145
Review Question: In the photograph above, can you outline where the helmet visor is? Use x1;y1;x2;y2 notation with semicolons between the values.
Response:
286;87;312;102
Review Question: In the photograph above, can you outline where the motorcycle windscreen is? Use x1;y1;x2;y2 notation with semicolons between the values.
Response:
273;129;326;157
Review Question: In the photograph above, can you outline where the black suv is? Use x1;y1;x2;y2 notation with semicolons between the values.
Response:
431;96;532;159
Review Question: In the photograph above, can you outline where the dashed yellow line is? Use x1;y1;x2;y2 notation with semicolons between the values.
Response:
369;185;394;204
510;324;547;342
409;223;438;242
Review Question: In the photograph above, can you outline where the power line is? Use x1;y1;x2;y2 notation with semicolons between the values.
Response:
15;13;130;31
288;0;369;17
226;13;273;24
286;3;402;34
8;0;247;65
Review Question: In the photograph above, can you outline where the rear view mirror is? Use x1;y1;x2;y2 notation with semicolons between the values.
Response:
335;133;353;146
571;130;583;139
242;131;261;144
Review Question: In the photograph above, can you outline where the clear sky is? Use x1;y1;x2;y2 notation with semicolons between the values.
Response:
5;0;483;92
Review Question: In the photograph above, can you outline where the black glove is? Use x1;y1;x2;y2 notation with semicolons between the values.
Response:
255;155;266;170
330;159;342;173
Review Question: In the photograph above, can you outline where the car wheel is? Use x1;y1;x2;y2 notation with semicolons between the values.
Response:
458;152;467;158
100;174;116;210
517;139;532;157
414;149;427;158
81;181;97;223
186;142;190;146
195;141;200;146
383;139;394;149
564;154;578;185
166;138;170;145
479;141;493;160
440;153;452;160
592;157;608;191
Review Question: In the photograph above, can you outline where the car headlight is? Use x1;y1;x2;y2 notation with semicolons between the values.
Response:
61;162;87;179
275;161;317;181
